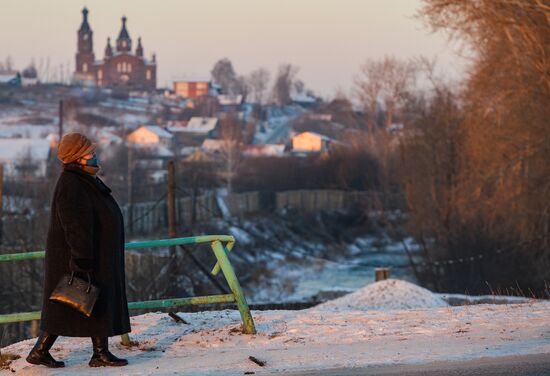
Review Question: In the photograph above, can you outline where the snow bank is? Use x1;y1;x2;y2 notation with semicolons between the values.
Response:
313;279;448;312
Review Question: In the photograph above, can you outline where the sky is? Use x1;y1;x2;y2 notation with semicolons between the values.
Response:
0;0;463;97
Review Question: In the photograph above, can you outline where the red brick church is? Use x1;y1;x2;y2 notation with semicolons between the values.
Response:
74;7;157;90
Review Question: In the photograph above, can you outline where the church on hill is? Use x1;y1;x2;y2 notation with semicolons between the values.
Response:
73;7;157;90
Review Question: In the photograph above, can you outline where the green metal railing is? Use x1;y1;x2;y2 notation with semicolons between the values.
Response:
0;235;256;345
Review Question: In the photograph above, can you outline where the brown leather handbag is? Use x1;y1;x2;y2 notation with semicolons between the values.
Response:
49;272;100;317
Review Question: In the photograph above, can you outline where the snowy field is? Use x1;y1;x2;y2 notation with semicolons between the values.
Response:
2;280;549;375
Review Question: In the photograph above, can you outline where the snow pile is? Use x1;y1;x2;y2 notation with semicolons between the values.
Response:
313;279;448;312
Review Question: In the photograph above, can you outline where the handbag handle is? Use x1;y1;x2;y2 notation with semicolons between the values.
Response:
68;272;93;294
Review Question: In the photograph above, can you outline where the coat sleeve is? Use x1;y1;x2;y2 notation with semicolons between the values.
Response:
56;176;95;273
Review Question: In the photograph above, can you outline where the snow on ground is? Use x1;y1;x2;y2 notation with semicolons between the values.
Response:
312;279;448;312
2;282;549;375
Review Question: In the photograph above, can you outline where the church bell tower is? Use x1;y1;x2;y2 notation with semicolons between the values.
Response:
75;7;95;77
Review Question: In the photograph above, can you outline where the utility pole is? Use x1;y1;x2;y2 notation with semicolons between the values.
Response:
127;146;134;234
0;164;3;245
167;160;178;296
58;100;64;142
167;160;177;239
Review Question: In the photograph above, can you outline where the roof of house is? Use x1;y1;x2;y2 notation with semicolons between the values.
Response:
0;138;51;161
133;125;173;139
243;144;285;157
291;91;317;104
201;139;224;151
217;94;243;106
173;77;211;84
293;131;334;141
179;117;218;134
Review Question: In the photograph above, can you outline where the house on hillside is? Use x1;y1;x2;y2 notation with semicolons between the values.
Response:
0;138;51;178
291;91;319;110
127;125;173;147
292;131;332;153
217;94;243;113
168;117;218;147
173;79;213;98
201;139;225;154
127;125;174;165
243;144;286;157
291;131;346;154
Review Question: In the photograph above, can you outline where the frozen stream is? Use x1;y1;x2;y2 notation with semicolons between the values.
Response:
248;235;423;303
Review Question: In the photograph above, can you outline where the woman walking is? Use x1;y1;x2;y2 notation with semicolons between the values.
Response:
26;132;130;368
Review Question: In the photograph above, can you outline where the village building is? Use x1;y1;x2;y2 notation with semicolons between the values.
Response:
168;117;219;146
173;79;212;98
74;7;157;90
242;144;286;157
127;125;173;147
291;131;334;153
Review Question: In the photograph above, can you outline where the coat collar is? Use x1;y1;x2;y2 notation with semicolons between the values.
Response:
62;163;112;194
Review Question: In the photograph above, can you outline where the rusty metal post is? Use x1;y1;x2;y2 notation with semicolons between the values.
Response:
31;320;39;337
375;267;390;281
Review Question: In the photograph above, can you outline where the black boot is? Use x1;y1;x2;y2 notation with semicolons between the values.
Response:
26;332;65;368
89;336;128;367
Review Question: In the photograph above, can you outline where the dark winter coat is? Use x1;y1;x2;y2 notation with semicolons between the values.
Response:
40;164;131;337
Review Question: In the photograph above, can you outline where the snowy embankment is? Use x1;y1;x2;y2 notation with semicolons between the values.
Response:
2;280;550;375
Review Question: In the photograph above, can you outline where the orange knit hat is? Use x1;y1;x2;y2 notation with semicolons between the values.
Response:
57;133;96;164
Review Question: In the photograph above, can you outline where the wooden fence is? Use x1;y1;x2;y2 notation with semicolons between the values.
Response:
118;190;382;235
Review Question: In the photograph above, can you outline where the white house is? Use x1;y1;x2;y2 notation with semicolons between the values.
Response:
217;94;243;106
168;117;219;147
173;117;218;136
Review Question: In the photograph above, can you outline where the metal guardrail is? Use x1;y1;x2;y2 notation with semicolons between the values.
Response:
0;235;256;345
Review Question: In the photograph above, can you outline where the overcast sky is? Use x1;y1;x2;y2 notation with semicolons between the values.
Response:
0;0;463;97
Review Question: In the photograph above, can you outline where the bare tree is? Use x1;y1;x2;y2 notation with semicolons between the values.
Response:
217;114;243;193
247;68;270;104
211;58;241;95
355;56;416;132
272;63;300;106
413;0;550;292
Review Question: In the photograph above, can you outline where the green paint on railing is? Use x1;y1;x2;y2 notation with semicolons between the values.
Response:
0;235;236;262
0;295;236;325
211;240;256;334
211;241;235;276
128;294;235;310
0;311;41;325
0;234;256;339
125;235;235;250
0;251;45;262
